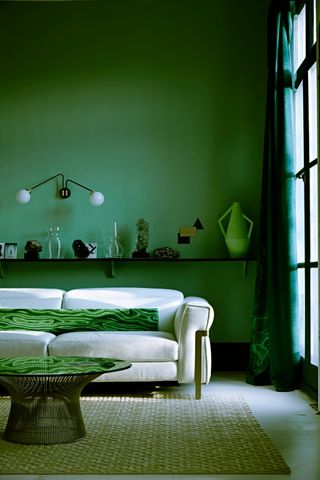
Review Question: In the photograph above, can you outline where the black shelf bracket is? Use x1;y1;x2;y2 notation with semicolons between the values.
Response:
0;262;6;279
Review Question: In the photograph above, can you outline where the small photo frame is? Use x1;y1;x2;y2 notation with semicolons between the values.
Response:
86;243;97;259
4;243;18;259
0;243;5;259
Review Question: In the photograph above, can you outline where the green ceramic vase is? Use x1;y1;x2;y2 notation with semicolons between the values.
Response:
218;202;254;258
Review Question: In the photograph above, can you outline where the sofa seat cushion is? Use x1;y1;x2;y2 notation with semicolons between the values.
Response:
0;330;55;356
48;331;178;362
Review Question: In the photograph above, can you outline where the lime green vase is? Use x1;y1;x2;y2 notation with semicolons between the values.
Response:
218;202;254;258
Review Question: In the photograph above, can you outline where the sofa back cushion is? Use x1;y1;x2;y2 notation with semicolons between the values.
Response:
0;288;65;309
0;308;158;334
63;288;184;332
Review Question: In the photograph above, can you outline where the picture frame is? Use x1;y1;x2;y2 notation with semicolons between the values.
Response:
86;243;97;259
4;243;18;259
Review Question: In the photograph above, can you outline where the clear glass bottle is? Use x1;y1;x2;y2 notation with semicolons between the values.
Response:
48;226;62;259
105;221;124;258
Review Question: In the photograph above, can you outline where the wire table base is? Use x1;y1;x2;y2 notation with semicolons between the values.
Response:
0;373;101;444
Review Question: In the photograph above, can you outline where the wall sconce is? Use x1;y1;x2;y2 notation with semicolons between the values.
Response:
16;173;104;207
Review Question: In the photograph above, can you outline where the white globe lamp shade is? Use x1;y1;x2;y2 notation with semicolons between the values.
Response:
90;191;104;206
16;189;31;204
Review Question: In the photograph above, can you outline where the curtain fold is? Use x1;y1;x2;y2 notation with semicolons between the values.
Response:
246;0;300;391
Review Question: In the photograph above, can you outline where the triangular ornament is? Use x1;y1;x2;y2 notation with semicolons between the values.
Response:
193;217;204;230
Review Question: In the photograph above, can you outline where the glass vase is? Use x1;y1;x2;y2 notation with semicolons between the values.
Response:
48;226;63;259
105;222;124;258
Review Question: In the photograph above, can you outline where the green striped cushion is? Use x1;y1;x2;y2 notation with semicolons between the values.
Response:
0;308;159;334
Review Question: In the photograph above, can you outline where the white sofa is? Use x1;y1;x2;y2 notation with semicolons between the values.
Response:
0;287;214;398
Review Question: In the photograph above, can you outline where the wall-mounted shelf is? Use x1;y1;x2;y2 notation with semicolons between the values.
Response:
0;257;256;279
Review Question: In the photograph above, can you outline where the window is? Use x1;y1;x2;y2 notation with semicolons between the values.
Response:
293;0;318;391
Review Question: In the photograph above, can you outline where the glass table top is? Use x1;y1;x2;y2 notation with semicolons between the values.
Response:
0;356;131;376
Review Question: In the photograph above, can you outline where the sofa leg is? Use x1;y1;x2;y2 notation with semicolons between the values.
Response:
195;330;207;400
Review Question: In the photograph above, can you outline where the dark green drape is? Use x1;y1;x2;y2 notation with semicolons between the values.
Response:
246;0;300;391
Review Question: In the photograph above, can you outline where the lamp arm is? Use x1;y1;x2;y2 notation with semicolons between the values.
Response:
65;178;94;193
29;173;65;192
17;173;103;206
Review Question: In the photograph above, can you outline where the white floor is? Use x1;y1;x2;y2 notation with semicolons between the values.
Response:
1;372;319;480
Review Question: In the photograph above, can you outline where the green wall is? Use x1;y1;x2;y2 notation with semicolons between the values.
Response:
0;0;269;343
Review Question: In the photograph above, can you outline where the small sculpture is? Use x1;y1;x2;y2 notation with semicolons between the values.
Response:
132;218;149;258
24;240;42;260
72;239;90;258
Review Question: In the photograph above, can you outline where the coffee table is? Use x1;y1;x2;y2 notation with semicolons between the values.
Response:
0;355;131;444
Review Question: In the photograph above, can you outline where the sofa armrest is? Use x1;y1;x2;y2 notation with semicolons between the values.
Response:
174;297;214;384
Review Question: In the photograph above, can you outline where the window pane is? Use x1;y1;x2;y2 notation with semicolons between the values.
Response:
294;82;304;172
313;0;316;45
310;268;319;366
308;63;318;162
298;268;305;358
296;176;305;262
310;164;318;262
294;5;306;70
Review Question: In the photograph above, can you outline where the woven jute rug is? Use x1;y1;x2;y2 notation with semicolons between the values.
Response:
0;392;290;475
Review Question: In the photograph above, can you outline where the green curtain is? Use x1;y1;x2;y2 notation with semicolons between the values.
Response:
246;0;300;391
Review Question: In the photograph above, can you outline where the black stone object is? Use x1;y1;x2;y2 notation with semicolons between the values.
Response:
72;240;90;258
132;248;150;258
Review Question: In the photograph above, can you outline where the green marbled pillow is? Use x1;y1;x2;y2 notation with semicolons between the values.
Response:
0;308;159;334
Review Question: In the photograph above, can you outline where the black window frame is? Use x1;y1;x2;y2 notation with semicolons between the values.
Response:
293;0;318;394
